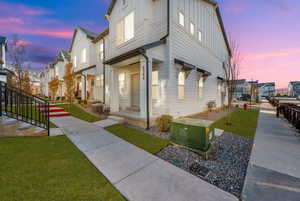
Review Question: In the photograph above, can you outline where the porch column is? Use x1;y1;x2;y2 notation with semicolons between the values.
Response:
139;56;153;119
110;67;119;112
81;75;87;100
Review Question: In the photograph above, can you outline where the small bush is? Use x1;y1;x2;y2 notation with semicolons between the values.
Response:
156;115;173;132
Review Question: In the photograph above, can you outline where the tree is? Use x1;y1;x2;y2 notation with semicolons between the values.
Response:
63;62;76;105
223;38;242;125
8;35;27;90
48;77;60;100
21;71;32;94
223;38;241;108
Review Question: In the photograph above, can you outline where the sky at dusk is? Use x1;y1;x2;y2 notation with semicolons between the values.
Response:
0;0;299;88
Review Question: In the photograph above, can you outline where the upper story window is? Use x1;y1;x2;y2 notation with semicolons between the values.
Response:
190;22;195;35
152;70;159;100
55;66;59;76
179;12;185;27
73;56;77;68
81;48;87;63
199;77;204;99
117;11;135;45
198;31;202;42
99;42;104;60
178;71;185;99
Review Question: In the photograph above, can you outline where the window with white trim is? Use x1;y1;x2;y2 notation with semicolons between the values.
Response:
119;73;126;96
73;56;77;68
190;22;195;35
81;48;86;63
152;70;159;100
117;11;135;45
198;31;202;42
178;71;185;99
99;42;104;60
55;66;59;76
179;12;185;27
199;77;204;99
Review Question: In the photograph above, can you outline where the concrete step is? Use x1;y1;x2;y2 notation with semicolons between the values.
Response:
108;115;125;123
17;122;33;130
49;111;71;118
37;104;57;108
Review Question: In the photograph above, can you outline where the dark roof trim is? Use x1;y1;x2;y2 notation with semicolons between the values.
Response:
69;27;98;52
74;65;96;74
93;28;109;43
174;58;211;76
107;0;117;15
105;39;166;65
217;76;225;81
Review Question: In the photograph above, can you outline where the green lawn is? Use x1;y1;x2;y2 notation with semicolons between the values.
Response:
0;136;126;201
212;109;260;139
59;104;103;123
105;125;170;154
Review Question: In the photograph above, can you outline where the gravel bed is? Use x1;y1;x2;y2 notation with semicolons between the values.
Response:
156;132;253;198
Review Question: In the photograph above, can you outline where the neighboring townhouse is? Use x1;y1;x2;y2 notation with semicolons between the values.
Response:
0;35;8;82
288;81;300;97
69;27;100;101
26;69;42;95
100;0;230;128
233;79;251;99
53;50;71;98
258;82;275;98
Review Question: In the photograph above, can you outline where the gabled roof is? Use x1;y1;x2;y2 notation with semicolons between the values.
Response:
69;26;98;52
0;35;7;50
61;50;71;61
106;0;231;56
93;28;109;43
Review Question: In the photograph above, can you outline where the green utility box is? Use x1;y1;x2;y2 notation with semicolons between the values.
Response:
170;118;214;152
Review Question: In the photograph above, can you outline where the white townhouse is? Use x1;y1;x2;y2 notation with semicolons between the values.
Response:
258;82;275;98
53;50;71;98
97;0;231;128
47;0;231;129
0;35;8;82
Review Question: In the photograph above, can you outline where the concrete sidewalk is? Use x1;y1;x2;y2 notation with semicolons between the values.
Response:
51;116;238;201
242;102;300;201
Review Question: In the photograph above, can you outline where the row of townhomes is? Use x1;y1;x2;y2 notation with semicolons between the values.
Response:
42;0;231;128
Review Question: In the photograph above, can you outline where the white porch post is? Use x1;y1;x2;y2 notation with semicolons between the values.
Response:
81;75;86;100
139;56;153;119
110;68;119;112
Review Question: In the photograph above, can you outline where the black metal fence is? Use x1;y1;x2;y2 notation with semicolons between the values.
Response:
0;81;50;135
267;97;300;131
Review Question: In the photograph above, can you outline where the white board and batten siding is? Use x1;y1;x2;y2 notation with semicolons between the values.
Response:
167;0;230;117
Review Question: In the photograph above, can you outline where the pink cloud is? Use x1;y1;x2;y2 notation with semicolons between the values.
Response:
224;1;247;14
243;49;300;60
0;2;50;16
0;17;24;24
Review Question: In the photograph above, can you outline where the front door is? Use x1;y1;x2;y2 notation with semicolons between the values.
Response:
131;73;140;107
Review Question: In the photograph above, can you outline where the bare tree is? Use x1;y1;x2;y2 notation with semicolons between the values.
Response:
8;34;27;90
222;38;242;125
223;38;242;108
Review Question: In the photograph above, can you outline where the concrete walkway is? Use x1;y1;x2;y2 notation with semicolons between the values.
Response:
242;102;300;201
51;116;238;201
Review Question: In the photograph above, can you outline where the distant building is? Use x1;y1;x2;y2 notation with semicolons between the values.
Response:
258;82;275;98
233;79;251;99
288;81;300;97
275;88;289;96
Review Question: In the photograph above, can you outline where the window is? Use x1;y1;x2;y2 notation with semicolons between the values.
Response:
199;77;204;99
117;11;135;44
190;22;195;35
119;73;126;96
81;48;86;63
96;75;103;87
55;66;59;76
179;12;185;27
73;56;77;67
152;71;159;100
99;42;104;60
198;31;202;42
178;71;185;99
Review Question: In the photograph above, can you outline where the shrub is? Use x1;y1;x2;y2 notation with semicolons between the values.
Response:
207;101;216;112
156;115;173;132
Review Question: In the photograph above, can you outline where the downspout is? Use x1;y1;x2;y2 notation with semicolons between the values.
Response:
140;51;150;130
160;0;170;41
103;38;106;104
